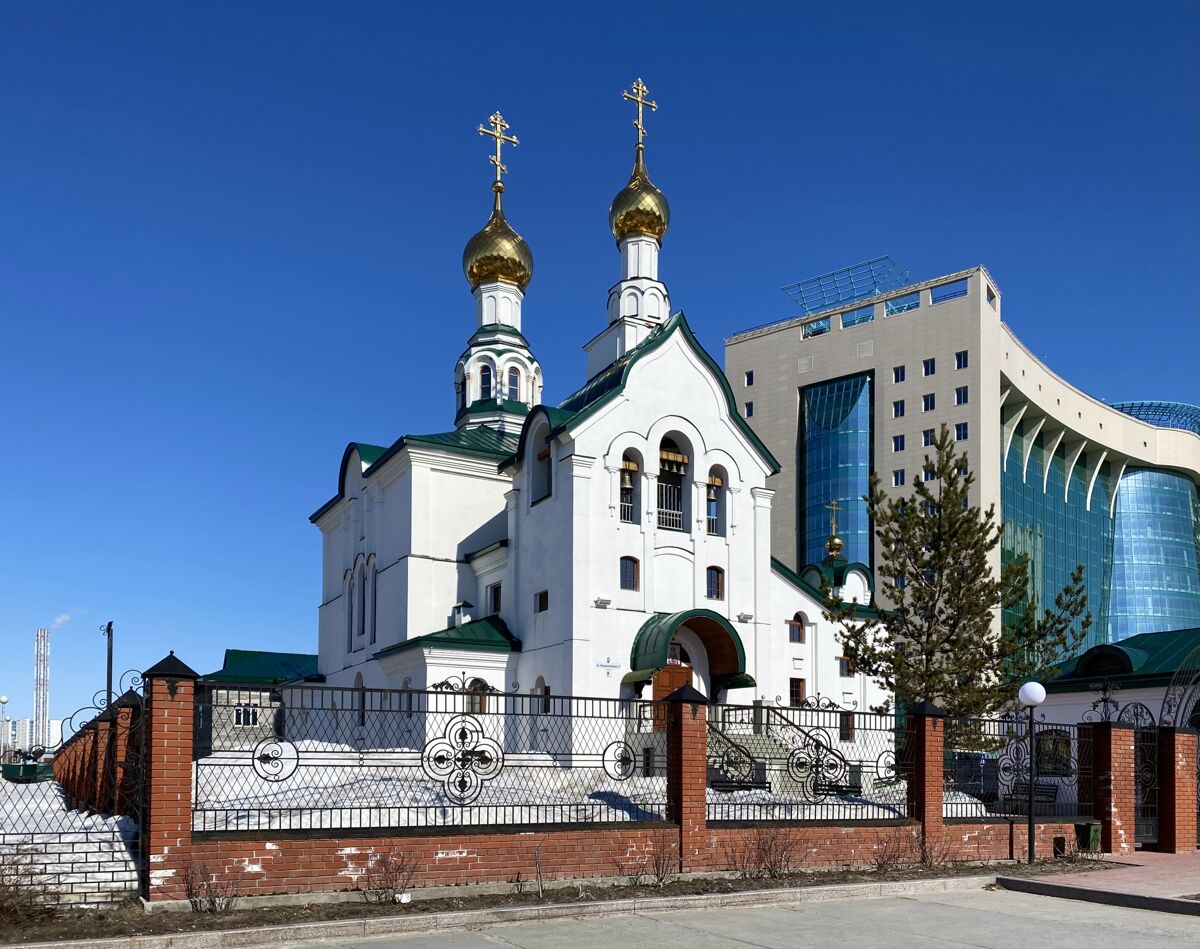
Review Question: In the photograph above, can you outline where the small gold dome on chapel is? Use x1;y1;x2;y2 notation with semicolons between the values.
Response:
462;183;534;291
609;144;670;243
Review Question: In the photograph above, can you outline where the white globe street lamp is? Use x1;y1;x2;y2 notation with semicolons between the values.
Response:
1018;681;1047;864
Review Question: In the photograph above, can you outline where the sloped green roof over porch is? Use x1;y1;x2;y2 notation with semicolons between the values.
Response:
630;609;746;674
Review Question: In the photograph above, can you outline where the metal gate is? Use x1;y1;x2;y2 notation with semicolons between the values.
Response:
1132;726;1158;846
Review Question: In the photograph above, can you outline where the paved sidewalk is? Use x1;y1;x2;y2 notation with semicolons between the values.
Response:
280;889;1200;948
1036;851;1200;899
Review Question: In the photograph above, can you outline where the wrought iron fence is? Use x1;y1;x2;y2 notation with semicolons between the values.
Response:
193;681;667;832
943;715;1092;820
706;699;908;821
0;675;145;906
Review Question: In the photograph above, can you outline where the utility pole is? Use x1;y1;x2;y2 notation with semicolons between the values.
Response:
101;622;114;707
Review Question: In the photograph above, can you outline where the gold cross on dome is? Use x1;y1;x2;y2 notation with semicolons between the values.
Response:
477;111;519;185
621;78;657;146
825;498;842;537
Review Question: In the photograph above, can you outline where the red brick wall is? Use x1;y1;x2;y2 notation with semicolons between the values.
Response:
1159;728;1199;854
144;676;196;898
1091;723;1136;855
668;698;708;873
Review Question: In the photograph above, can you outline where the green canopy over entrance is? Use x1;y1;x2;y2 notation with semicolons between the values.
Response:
629;609;751;688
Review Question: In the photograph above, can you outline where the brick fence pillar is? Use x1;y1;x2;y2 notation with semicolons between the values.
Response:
142;652;199;902
1090;722;1136;855
664;685;708;873
905;701;946;844
95;710;114;812
111;690;142;818
1158;727;1198;854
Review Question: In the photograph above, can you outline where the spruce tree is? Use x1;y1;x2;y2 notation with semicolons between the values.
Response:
824;425;1091;717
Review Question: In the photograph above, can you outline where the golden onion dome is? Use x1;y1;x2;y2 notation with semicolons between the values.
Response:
608;144;670;243
462;183;533;291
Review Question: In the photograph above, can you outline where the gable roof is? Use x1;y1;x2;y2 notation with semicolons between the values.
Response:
1048;626;1200;692
372;615;522;659
199;649;322;685
503;311;780;473
311;428;522;522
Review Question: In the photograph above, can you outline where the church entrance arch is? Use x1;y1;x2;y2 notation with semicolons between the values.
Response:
628;609;755;704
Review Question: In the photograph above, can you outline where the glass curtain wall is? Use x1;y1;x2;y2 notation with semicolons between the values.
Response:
1000;416;1113;652
800;373;872;565
1108;469;1200;639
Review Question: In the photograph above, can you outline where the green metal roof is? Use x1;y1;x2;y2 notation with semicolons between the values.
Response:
629;609;746;673
311;429;522;522
471;323;531;346
199;649;321;685
771;557;883;619
454;399;531;423
1048;627;1200;691
372;615;521;659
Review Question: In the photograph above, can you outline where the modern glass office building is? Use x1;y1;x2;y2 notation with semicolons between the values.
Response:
726;264;1200;651
800;373;873;566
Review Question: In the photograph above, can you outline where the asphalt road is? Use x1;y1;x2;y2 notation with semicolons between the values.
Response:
281;888;1200;948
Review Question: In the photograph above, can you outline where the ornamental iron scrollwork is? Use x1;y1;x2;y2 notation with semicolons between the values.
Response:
421;714;504;805
1160;643;1200;728
772;692;859;712
1117;701;1156;729
705;725;754;784
784;727;852;801
252;738;299;782
1082;680;1122;723
602;741;637;781
415;673;521;695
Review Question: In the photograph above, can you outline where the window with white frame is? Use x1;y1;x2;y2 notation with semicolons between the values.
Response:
235;705;260;728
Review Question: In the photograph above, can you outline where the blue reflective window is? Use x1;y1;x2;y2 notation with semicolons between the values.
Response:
892;469;905;487
923;393;935;412
892;434;905;452
745;401;754;418
923;358;936;377
955;350;969;370
893;400;905;418
956;386;969;405
955;422;969;441
923;428;935;447
802;317;831;339
931;279;968;303
885;292;920;316
841;305;874;329
801;373;872;566
893;366;905;384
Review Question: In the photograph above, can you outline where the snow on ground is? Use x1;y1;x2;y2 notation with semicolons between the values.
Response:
191;743;991;830
0;779;139;905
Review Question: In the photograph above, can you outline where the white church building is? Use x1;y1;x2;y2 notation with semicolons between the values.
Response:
309;94;888;714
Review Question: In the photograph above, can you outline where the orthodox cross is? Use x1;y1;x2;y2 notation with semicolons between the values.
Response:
621;78;657;146
825;498;842;538
477;111;518;185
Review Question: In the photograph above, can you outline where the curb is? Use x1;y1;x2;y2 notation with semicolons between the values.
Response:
7;873;999;949
997;876;1200;917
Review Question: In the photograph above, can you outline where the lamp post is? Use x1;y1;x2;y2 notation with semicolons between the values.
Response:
0;695;7;761
1018;681;1047;864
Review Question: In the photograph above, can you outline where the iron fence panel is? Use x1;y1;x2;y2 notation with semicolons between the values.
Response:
706;701;908;822
943;716;1093;820
193;683;667;832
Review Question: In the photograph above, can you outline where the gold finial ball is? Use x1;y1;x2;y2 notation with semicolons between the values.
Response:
609;146;670;243
462;184;534;291
825;534;845;557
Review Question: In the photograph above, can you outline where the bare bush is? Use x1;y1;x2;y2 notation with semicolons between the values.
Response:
722;827;804;880
0;851;51;922
912;833;959;869
185;860;238;913
870;828;916;874
612;852;647;887
648;827;678;886
359;849;419;904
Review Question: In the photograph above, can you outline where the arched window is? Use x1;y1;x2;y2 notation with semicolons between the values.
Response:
620;450;641;524
457;380;466;409
357;563;367;640
1035;728;1072;777
344;571;354;651
619;556;640;591
530;420;552;502
706;566;725;600
787;612;806;644
368;559;378;645
466;678;490;715
354;672;366;728
706;466;727;536
507;367;521;401
657;435;691;531
479;364;493;401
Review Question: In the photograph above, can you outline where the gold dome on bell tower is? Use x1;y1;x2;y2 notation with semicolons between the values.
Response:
609;78;670;243
462;112;533;291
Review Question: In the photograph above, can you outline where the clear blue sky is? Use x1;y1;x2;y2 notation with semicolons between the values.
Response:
1;2;1196;724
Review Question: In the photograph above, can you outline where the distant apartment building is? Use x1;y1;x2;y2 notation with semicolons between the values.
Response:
725;261;1200;648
